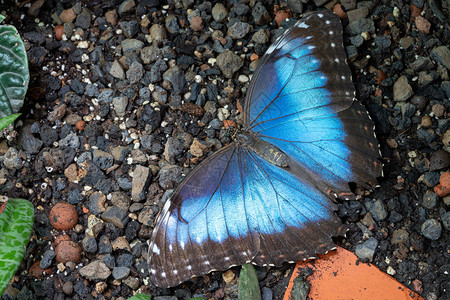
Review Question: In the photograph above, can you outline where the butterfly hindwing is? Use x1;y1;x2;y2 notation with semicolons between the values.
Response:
245;10;382;198
148;144;345;287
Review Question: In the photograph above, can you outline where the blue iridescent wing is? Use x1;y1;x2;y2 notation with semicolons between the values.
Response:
148;144;345;287
244;10;382;198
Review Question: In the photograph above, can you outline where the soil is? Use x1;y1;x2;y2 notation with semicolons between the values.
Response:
0;0;448;300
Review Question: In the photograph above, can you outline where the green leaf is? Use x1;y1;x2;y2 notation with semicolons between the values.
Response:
0;113;20;131
0;199;34;296
238;264;261;300
126;294;151;300
0;15;4;23
0;19;29;117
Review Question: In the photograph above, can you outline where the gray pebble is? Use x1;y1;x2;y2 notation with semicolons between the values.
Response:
442;212;450;230
227;21;251;39
422;190;439;209
118;0;136;15
82;236;98;254
212;3;228;22
355;237;378;261
112;267;130;280
431;46;450;70
252;29;270;44
40;250;55;269
364;198;388;221
112;96;128;117
423;172;440;187
2;147;22;170
98;236;113;254
163;67;186;93
110;60;125;79
216;50;243;79
421;219;442;240
391;229;409;245
252;2;270;25
93;149;114;170
102;206;129;229
62;281;73;295
59;132;80;149
346;18;375;36
165;15;180;34
119;20;139;38
393;75;413;102
121;39;144;55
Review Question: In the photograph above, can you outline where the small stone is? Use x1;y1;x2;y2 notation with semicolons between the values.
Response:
82;236;98;254
121;39;144;54
112;236;131;251
354;237;378;262
86;214;104;238
421;115;432;127
119;20;139;38
126;61;144;84
430;150;450;171
124;276;140;290
386;266;396;275
364;199;387;221
118;0;136;15
28;261;52;278
432;103;445;117
112;96;128;117
430;46;450;70
98;235;113;254
227;21;251;39
391;229;409;245
111;191;131;211
131;165;151;202
79;260;111;280
415;16;431;34
3;147;22;169
59;9;76;23
393;76;413;101
216;50;243;79
104;10;118;25
93;149;114;170
40;250;55;269
102;206;129;229
112;267;130;280
149;24;167;44
421;219;442;240
62;281;73;295
252;29;270;44
190;16;203;31
347;7;369;24
212;3;228;22
252;2;270;25
222;270;235;284
163;67;186;93
422;190;438;209
110;60;125;79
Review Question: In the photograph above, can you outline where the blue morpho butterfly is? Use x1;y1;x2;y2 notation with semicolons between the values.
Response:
148;10;382;288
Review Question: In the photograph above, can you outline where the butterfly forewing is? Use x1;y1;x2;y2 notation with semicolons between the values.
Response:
245;10;382;197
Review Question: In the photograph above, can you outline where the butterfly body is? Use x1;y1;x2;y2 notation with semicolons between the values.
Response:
148;10;382;288
234;131;289;168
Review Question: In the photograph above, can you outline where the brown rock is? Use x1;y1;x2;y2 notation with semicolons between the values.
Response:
190;16;203;31
53;234;71;248
64;164;79;182
105;10;118;26
415;16;431;34
55;241;82;263
79;260;111;280
54;25;64;41
59;9;76;23
180;102;204;117
75;120;86;131
49;202;78;231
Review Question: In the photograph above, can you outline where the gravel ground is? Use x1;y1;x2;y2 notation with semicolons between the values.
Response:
0;0;448;299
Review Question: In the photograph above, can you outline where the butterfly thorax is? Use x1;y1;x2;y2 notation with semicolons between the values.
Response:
235;130;288;168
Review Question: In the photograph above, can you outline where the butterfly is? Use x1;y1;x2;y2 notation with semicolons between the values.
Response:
148;10;382;288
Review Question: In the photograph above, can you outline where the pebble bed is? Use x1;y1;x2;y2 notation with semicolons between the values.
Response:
0;0;448;299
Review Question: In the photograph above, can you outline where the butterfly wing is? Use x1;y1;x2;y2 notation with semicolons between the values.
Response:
148;143;345;288
244;10;382;198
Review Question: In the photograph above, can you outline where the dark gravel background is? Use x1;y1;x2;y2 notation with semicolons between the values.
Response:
0;0;448;299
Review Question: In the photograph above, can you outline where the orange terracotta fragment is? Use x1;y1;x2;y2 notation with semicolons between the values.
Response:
0;201;6;214
284;246;423;300
410;5;422;20
29;261;53;278
223;120;237;129
434;171;450;197
250;53;259;61
274;10;292;27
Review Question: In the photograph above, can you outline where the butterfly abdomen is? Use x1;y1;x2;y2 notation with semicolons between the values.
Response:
235;131;288;167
